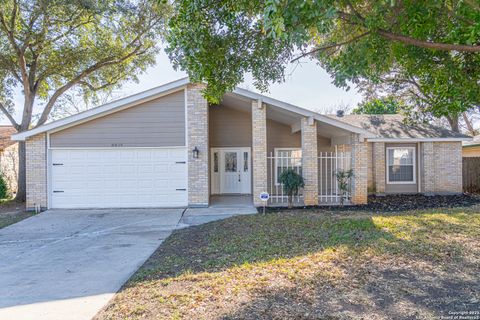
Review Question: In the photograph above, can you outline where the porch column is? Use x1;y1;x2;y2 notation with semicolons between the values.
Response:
373;142;386;195
301;117;319;206
26;133;48;211
421;142;435;194
187;83;209;207
252;99;267;207
351;133;368;204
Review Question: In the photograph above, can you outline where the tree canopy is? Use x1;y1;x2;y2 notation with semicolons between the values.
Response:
352;97;400;115
166;0;480;130
0;0;169;199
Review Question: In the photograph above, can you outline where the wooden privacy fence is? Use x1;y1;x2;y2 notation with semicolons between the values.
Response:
463;157;480;193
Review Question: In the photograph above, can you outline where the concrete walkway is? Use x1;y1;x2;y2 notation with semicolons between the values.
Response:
179;199;257;227
0;205;256;320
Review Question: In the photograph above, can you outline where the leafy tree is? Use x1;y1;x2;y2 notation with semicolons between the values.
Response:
352;97;400;115
278;168;304;209
166;0;480;130
0;0;170;200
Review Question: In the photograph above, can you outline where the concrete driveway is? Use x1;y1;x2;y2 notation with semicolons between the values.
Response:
0;208;184;320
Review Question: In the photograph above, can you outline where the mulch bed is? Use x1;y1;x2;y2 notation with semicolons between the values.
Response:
266;193;480;213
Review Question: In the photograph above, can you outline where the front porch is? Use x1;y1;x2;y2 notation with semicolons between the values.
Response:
267;147;354;206
204;90;369;208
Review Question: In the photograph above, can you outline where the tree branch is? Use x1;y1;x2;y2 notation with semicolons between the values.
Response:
377;29;480;52
462;112;476;135
464;0;480;11
0;8;32;96
291;31;371;62
36;47;146;126
0;102;19;130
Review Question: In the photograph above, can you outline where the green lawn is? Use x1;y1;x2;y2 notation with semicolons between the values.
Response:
96;207;480;320
0;200;33;229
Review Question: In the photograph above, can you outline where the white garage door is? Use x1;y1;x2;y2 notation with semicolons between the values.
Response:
50;148;187;208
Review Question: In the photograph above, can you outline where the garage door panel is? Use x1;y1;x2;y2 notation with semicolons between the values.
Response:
51;148;187;208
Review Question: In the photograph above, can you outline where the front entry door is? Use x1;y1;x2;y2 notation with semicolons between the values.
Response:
211;148;251;194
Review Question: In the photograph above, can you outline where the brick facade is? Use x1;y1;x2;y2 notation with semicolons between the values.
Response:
20;86;464;210
421;142;462;194
301;117;318;205
26;134;47;210
350;134;368;204
252;100;267;207
373;142;386;194
186;84;210;207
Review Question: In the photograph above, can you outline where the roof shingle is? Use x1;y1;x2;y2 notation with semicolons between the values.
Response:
327;114;470;139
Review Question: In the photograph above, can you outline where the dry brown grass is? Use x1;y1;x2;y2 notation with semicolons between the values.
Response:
96;207;480;320
0;200;32;229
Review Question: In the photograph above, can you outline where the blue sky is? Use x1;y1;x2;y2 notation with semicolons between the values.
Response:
6;50;363;125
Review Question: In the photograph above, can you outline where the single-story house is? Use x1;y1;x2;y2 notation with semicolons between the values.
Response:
0;125;18;194
12;78;471;210
463;135;480;157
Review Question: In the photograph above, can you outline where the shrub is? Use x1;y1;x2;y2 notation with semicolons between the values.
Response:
0;174;9;199
334;169;354;205
279;169;305;208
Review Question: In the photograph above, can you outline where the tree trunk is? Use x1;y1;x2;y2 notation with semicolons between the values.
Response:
446;115;460;133
462;112;477;136
14;94;35;203
15;141;26;202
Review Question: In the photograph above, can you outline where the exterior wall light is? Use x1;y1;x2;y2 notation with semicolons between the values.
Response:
192;146;199;159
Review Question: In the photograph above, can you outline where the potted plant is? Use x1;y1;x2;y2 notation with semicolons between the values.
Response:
279;169;305;208
334;169;353;205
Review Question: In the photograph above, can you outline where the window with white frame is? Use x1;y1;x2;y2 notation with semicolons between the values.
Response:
274;148;302;184
386;147;416;184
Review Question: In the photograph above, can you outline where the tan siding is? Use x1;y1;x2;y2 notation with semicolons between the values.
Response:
50;91;185;148
209;105;252;148
317;136;333;152
385;143;419;194
267;120;301;154
463;146;480;157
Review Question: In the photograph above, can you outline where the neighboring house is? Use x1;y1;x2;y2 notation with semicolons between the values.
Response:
462;135;480;157
0;126;18;195
12;78;471;210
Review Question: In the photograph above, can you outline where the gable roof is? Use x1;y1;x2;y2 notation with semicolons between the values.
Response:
11;78;471;142
0;126;17;149
12;78;374;141
328;114;471;141
12;78;191;141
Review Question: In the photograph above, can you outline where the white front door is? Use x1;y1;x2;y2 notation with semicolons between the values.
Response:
211;148;251;194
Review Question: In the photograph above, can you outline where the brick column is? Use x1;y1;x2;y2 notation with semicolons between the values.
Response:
301;117;318;206
373;142;386;195
187;84;209;207
351;134;368;205
252;100;267;207
422;142;435;194
26;134;47;210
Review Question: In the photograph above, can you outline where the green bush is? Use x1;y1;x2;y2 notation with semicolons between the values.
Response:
279;169;305;208
0;174;9;199
334;169;354;205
